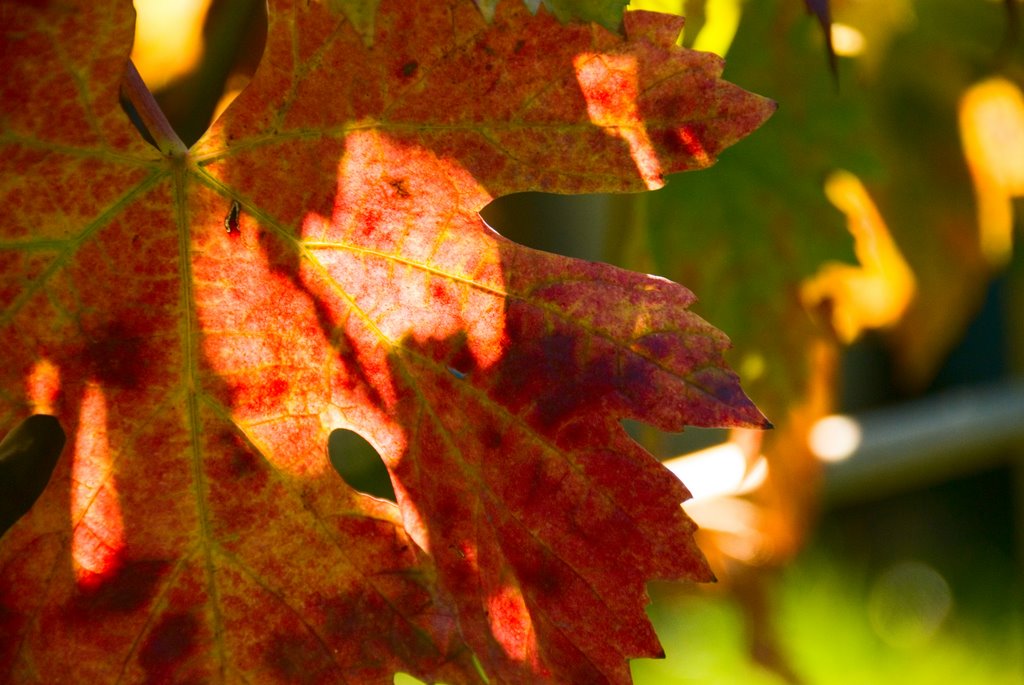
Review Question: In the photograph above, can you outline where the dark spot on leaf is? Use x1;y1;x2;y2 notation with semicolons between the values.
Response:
83;320;156;390
532;343;616;429
431;486;463;528
689;367;754;408
0;602;23;667
514;546;562;597
479;423;503;449
228;446;260;480
401;60;418;78
139;613;199;683
322;589;445;669
619;355;654;394
636;332;672;359
322;591;385;642
541;333;575;367
266;633;338;685
202;430;269;501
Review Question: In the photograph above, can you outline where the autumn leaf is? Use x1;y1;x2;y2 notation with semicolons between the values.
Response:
0;0;773;683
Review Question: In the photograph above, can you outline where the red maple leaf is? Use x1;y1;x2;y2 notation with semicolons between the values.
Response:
0;1;773;682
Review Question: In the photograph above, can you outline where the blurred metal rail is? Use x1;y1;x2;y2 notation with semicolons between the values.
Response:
822;379;1024;504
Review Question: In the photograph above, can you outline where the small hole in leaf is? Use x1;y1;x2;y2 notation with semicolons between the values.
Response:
328;429;396;503
480;192;613;262
0;415;66;536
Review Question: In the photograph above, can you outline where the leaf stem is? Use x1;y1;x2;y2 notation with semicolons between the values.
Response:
120;59;189;157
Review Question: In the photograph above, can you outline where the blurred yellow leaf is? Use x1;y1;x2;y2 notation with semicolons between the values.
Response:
801;170;916;343
960;77;1024;268
691;0;743;57
130;0;211;90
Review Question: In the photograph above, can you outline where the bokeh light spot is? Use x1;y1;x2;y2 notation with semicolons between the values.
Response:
867;560;953;649
808;414;861;463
